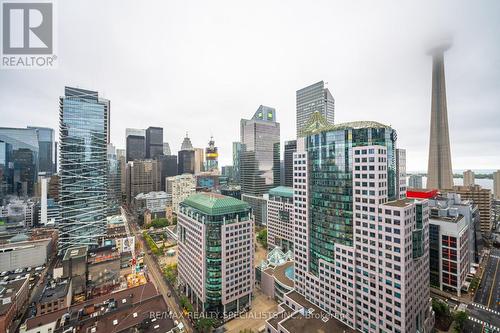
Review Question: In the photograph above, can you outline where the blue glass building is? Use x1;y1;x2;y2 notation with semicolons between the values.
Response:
0;127;39;198
28;126;55;175
59;87;110;253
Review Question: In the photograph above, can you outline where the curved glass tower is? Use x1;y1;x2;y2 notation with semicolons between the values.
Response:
59;87;109;254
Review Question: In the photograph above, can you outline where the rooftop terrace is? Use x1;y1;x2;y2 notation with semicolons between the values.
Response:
182;192;250;215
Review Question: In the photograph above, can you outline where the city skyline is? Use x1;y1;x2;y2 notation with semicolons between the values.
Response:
1;2;499;333
1;1;499;171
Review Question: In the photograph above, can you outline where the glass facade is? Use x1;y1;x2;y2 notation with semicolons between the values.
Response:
178;150;195;174
306;125;396;275
59;86;109;253
0;127;39;197
126;135;145;162
146;126;163;159
28;126;55;174
429;223;440;287
232;142;242;183
157;154;177;189
0;141;12;199
239;106;280;196
107;144;121;216
296;81;335;137
284;140;297;187
179;199;251;314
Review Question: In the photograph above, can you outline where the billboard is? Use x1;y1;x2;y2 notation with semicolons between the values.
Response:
121;236;135;253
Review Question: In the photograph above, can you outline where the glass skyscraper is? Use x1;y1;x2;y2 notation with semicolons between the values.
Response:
59;86;109;253
232;142;242;184
239;105;280;195
145;126;163;159
283;139;297;187
239;105;280;225
0;127;39;197
178;134;195;174
126;135;145;162
28;126;55;174
296;80;335;137
107;143;121;216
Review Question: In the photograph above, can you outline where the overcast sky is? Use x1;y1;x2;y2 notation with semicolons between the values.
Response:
1;0;499;171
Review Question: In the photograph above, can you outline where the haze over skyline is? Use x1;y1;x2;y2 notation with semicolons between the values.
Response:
1;0;499;170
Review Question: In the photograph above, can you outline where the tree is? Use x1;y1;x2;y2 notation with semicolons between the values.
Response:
163;263;178;284
432;298;450;317
150;217;169;228
257;228;268;249
195;317;215;333
432;298;453;331
453;311;468;332
180;296;194;314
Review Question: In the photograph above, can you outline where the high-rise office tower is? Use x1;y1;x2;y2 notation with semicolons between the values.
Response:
178;150;195;175
296;80;335;137
178;192;254;314
125;159;161;204
116;148;127;195
205;136;218;172
427;42;454;190
0;140;12;200
157;154;178;190
396;148;407;199
409;175;424;189
494;170;500;200
240;106;280;194
107;144;121;216
163;142;171;156
448;185;492;232
283;140;297;187
240;105;280;225
194;148;205;174
232;142;242;184
291;113;433;333
59;87;109;253
266;186;294;252
463;169;475;186
178;134;195;174
125;128;145;137
126;135;145;162
28;126;55;175
145;126;163;159
166;174;196;213
0;127;39;197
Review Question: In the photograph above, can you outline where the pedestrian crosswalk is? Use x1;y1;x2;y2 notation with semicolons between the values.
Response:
471;302;500;315
469;316;500;332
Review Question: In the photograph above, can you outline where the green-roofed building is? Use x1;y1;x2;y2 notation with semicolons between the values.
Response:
177;192;254;315
267;186;294;252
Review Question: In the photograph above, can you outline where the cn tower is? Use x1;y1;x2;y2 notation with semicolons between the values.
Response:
426;41;454;190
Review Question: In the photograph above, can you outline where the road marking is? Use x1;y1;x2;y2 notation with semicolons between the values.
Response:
468;316;500;332
471;302;500;315
488;257;500;308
